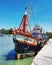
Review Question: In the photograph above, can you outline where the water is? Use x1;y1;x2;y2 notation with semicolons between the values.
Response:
0;36;34;65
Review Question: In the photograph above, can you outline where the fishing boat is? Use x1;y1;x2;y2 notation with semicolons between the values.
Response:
9;5;48;59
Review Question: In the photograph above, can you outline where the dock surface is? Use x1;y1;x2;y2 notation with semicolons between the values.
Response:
31;39;52;65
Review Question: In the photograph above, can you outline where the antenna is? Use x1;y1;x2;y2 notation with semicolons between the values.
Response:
24;7;27;15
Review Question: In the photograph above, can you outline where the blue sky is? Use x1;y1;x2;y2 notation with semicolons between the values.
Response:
0;0;52;32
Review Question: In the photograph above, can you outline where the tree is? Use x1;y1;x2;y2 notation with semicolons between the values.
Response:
9;28;13;34
46;32;52;38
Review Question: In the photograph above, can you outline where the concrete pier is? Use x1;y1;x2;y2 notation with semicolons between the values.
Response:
31;39;52;65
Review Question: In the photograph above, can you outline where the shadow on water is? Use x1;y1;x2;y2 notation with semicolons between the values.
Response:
5;50;17;60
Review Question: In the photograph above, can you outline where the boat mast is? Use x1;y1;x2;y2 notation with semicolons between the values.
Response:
18;7;28;33
23;7;27;32
18;4;32;33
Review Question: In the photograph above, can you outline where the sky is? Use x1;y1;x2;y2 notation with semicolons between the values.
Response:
0;0;52;32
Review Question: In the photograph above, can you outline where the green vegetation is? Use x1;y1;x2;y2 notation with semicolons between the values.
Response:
0;28;13;35
46;32;52;38
0;28;9;34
